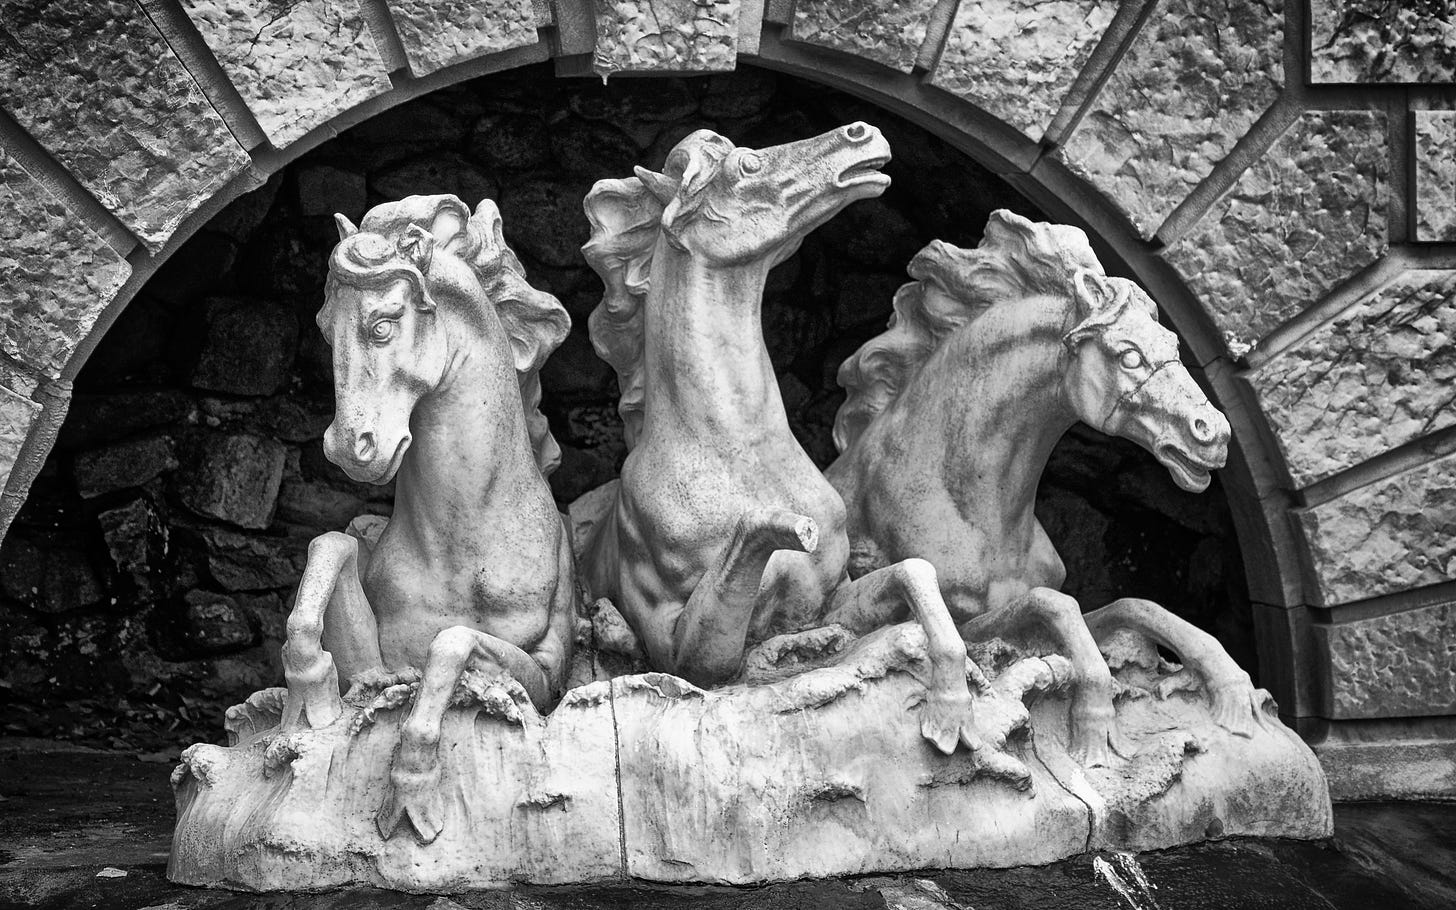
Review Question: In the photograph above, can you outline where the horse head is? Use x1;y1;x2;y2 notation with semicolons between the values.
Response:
1061;272;1230;492
320;195;569;484
634;122;891;267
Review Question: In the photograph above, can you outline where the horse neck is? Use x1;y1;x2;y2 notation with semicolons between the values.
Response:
898;296;1076;527
393;306;543;537
641;238;787;438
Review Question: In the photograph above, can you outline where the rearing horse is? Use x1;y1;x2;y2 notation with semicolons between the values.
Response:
828;211;1272;764
281;195;577;843
578;125;980;755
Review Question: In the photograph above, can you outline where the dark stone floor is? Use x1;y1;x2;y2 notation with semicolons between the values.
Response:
2;739;1453;910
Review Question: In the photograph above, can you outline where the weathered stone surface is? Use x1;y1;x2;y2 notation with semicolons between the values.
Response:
1250;271;1456;487
276;479;368;530
98;495;164;594
1299;451;1456;606
1320;602;1456;720
469;114;552;169
373;154;497;205
202;527;308;591
930;0;1115;141
1415;111;1456;243
176;434;287;530
1311;0;1456;83
180;0;393;148
0;155;132;378
386;0;539;76
296;165;366;219
1164;111;1389;358
0;536;104;614
181;590;256;654
190;298;299;397
57;390;191;452
500;179;593;267
1058;0;1283;236
593;0;739;77
789;0;938;73
0;0;248;250
72;435;179;499
0;385;41;494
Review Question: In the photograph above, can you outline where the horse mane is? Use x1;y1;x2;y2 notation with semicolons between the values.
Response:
580;130;734;448
832;210;1104;453
344;194;571;476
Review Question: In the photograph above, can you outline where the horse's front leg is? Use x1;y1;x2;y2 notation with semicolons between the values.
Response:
960;587;1126;767
377;626;551;844
668;508;819;687
824;559;984;757
1084;597;1274;737
282;531;384;730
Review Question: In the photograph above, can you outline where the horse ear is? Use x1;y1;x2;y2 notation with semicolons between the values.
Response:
397;223;434;272
334;214;358;240
1071;268;1113;313
633;166;680;205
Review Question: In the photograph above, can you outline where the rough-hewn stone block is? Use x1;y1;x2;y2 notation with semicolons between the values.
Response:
386;0;539;76
929;0;1115;141
1164;111;1389;358
0;0;248;250
593;0;739;77
1320;602;1456;719
181;0;393;148
1057;0;1283;237
1415;111;1456;243
1250;271;1456;487
0;154;132;379
1311;0;1456;84
789;0;939;73
0;384;41;495
1300;452;1456;606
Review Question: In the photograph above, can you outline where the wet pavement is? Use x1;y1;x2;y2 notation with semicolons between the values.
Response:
2;739;1452;910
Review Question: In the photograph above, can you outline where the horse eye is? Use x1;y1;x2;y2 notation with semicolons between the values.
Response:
1119;349;1145;370
740;153;762;175
370;320;397;343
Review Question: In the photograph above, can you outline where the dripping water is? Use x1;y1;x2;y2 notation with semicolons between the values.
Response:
1092;852;1162;910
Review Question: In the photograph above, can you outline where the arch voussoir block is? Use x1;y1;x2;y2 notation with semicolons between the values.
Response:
179;0;394;148
1160;111;1389;360
0;0;249;252
788;0;940;73
384;0;542;77
1055;0;1284;239
928;0;1116;143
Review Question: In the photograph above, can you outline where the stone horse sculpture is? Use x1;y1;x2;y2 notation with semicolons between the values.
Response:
827;211;1273;763
576;124;981;754
281;194;577;843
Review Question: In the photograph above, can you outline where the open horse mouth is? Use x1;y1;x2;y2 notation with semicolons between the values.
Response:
836;153;891;190
1155;443;1219;492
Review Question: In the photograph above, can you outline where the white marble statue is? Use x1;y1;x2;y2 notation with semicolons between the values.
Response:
827;212;1274;764
169;131;1331;894
275;195;577;844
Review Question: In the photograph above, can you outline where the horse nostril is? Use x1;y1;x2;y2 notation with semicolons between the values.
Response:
1192;417;1213;443
846;122;867;141
355;432;376;461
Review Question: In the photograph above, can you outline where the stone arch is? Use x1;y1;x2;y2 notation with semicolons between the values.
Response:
0;0;1450;797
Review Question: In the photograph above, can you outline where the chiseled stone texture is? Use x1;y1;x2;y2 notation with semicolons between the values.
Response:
386;0;539;76
0;155;132;379
0;0;248;251
1058;0;1283;237
1251;271;1456;487
1164;111;1389;358
1300;451;1456;606
789;0;939;73
1415;111;1456;243
0;384;41;494
181;0;393;148
1322;602;1456;719
1311;0;1456;83
593;0;738;77
930;0;1115;141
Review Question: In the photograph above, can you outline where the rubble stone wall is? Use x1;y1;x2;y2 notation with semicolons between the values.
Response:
0;0;1450;796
